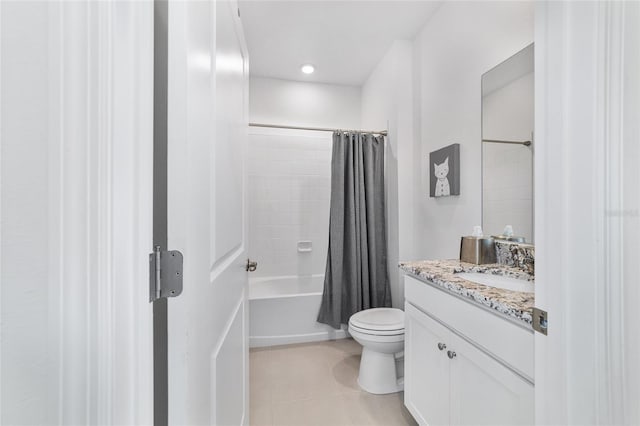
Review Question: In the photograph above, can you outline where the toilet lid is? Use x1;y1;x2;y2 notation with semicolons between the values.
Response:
349;308;405;332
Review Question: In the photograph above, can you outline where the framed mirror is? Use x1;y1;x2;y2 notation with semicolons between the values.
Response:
481;43;534;243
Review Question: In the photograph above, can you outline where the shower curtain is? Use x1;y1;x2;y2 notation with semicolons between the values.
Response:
317;131;391;329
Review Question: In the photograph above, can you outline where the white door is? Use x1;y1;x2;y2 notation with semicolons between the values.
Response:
166;0;249;424
448;332;533;426
404;303;451;426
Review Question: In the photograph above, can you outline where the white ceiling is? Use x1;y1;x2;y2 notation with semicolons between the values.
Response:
239;0;443;86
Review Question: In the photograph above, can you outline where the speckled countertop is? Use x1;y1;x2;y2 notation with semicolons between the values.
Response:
399;259;535;326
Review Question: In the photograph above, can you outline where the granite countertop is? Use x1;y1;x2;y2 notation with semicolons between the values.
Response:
399;259;535;326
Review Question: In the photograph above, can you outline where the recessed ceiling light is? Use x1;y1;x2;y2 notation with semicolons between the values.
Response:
301;64;315;74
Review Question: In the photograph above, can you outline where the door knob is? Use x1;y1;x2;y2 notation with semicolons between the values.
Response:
447;350;457;359
246;259;258;272
437;342;447;351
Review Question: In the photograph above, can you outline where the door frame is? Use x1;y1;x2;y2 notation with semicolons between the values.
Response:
47;2;155;423
535;1;639;424
0;1;154;423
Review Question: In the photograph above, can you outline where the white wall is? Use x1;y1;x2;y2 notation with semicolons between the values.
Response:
361;40;416;308
248;78;361;280
1;4;51;421
412;1;534;259
249;76;361;129
482;72;534;242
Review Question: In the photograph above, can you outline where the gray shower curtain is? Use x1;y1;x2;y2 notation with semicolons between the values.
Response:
317;131;391;329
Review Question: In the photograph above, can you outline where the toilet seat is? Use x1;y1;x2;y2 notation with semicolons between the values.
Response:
349;323;404;336
349;326;405;343
348;308;404;335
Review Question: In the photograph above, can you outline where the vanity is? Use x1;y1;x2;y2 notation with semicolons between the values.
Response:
400;260;534;426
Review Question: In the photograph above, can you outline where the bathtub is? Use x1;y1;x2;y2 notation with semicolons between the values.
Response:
249;274;348;348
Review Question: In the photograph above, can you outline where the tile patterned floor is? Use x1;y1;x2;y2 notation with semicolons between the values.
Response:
250;339;417;426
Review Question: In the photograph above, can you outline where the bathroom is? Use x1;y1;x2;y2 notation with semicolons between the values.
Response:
1;1;639;425
243;1;535;424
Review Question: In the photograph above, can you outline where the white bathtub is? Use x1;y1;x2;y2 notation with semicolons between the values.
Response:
249;274;348;348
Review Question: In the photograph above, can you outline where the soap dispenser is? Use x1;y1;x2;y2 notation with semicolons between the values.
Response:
460;226;497;264
491;225;526;243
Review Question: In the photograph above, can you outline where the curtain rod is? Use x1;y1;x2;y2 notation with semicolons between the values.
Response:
249;122;388;137
482;138;532;146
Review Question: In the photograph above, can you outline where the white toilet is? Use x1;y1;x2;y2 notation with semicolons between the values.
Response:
348;307;405;394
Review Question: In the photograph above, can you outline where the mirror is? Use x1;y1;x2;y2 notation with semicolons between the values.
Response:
481;44;534;243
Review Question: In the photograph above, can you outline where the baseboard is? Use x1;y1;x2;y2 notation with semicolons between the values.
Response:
249;328;350;348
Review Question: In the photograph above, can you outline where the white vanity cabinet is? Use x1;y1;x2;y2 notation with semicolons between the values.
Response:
404;274;534;426
405;302;451;425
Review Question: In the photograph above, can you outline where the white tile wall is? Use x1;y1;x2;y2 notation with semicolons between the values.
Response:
248;128;332;278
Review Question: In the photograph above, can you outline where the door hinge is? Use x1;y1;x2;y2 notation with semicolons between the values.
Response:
149;245;183;302
532;307;548;335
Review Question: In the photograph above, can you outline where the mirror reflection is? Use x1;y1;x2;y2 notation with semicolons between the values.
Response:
481;44;534;243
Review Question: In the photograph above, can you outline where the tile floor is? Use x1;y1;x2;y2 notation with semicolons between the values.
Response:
250;339;417;426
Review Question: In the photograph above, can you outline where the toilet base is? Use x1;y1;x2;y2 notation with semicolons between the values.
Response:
357;347;404;394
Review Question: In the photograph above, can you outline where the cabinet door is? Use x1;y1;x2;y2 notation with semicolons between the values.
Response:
448;332;534;426
405;303;451;426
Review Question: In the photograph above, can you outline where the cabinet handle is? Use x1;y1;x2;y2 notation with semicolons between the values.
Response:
447;350;457;359
437;342;447;351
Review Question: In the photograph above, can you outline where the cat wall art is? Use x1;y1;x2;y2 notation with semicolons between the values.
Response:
434;157;451;196
429;144;460;197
